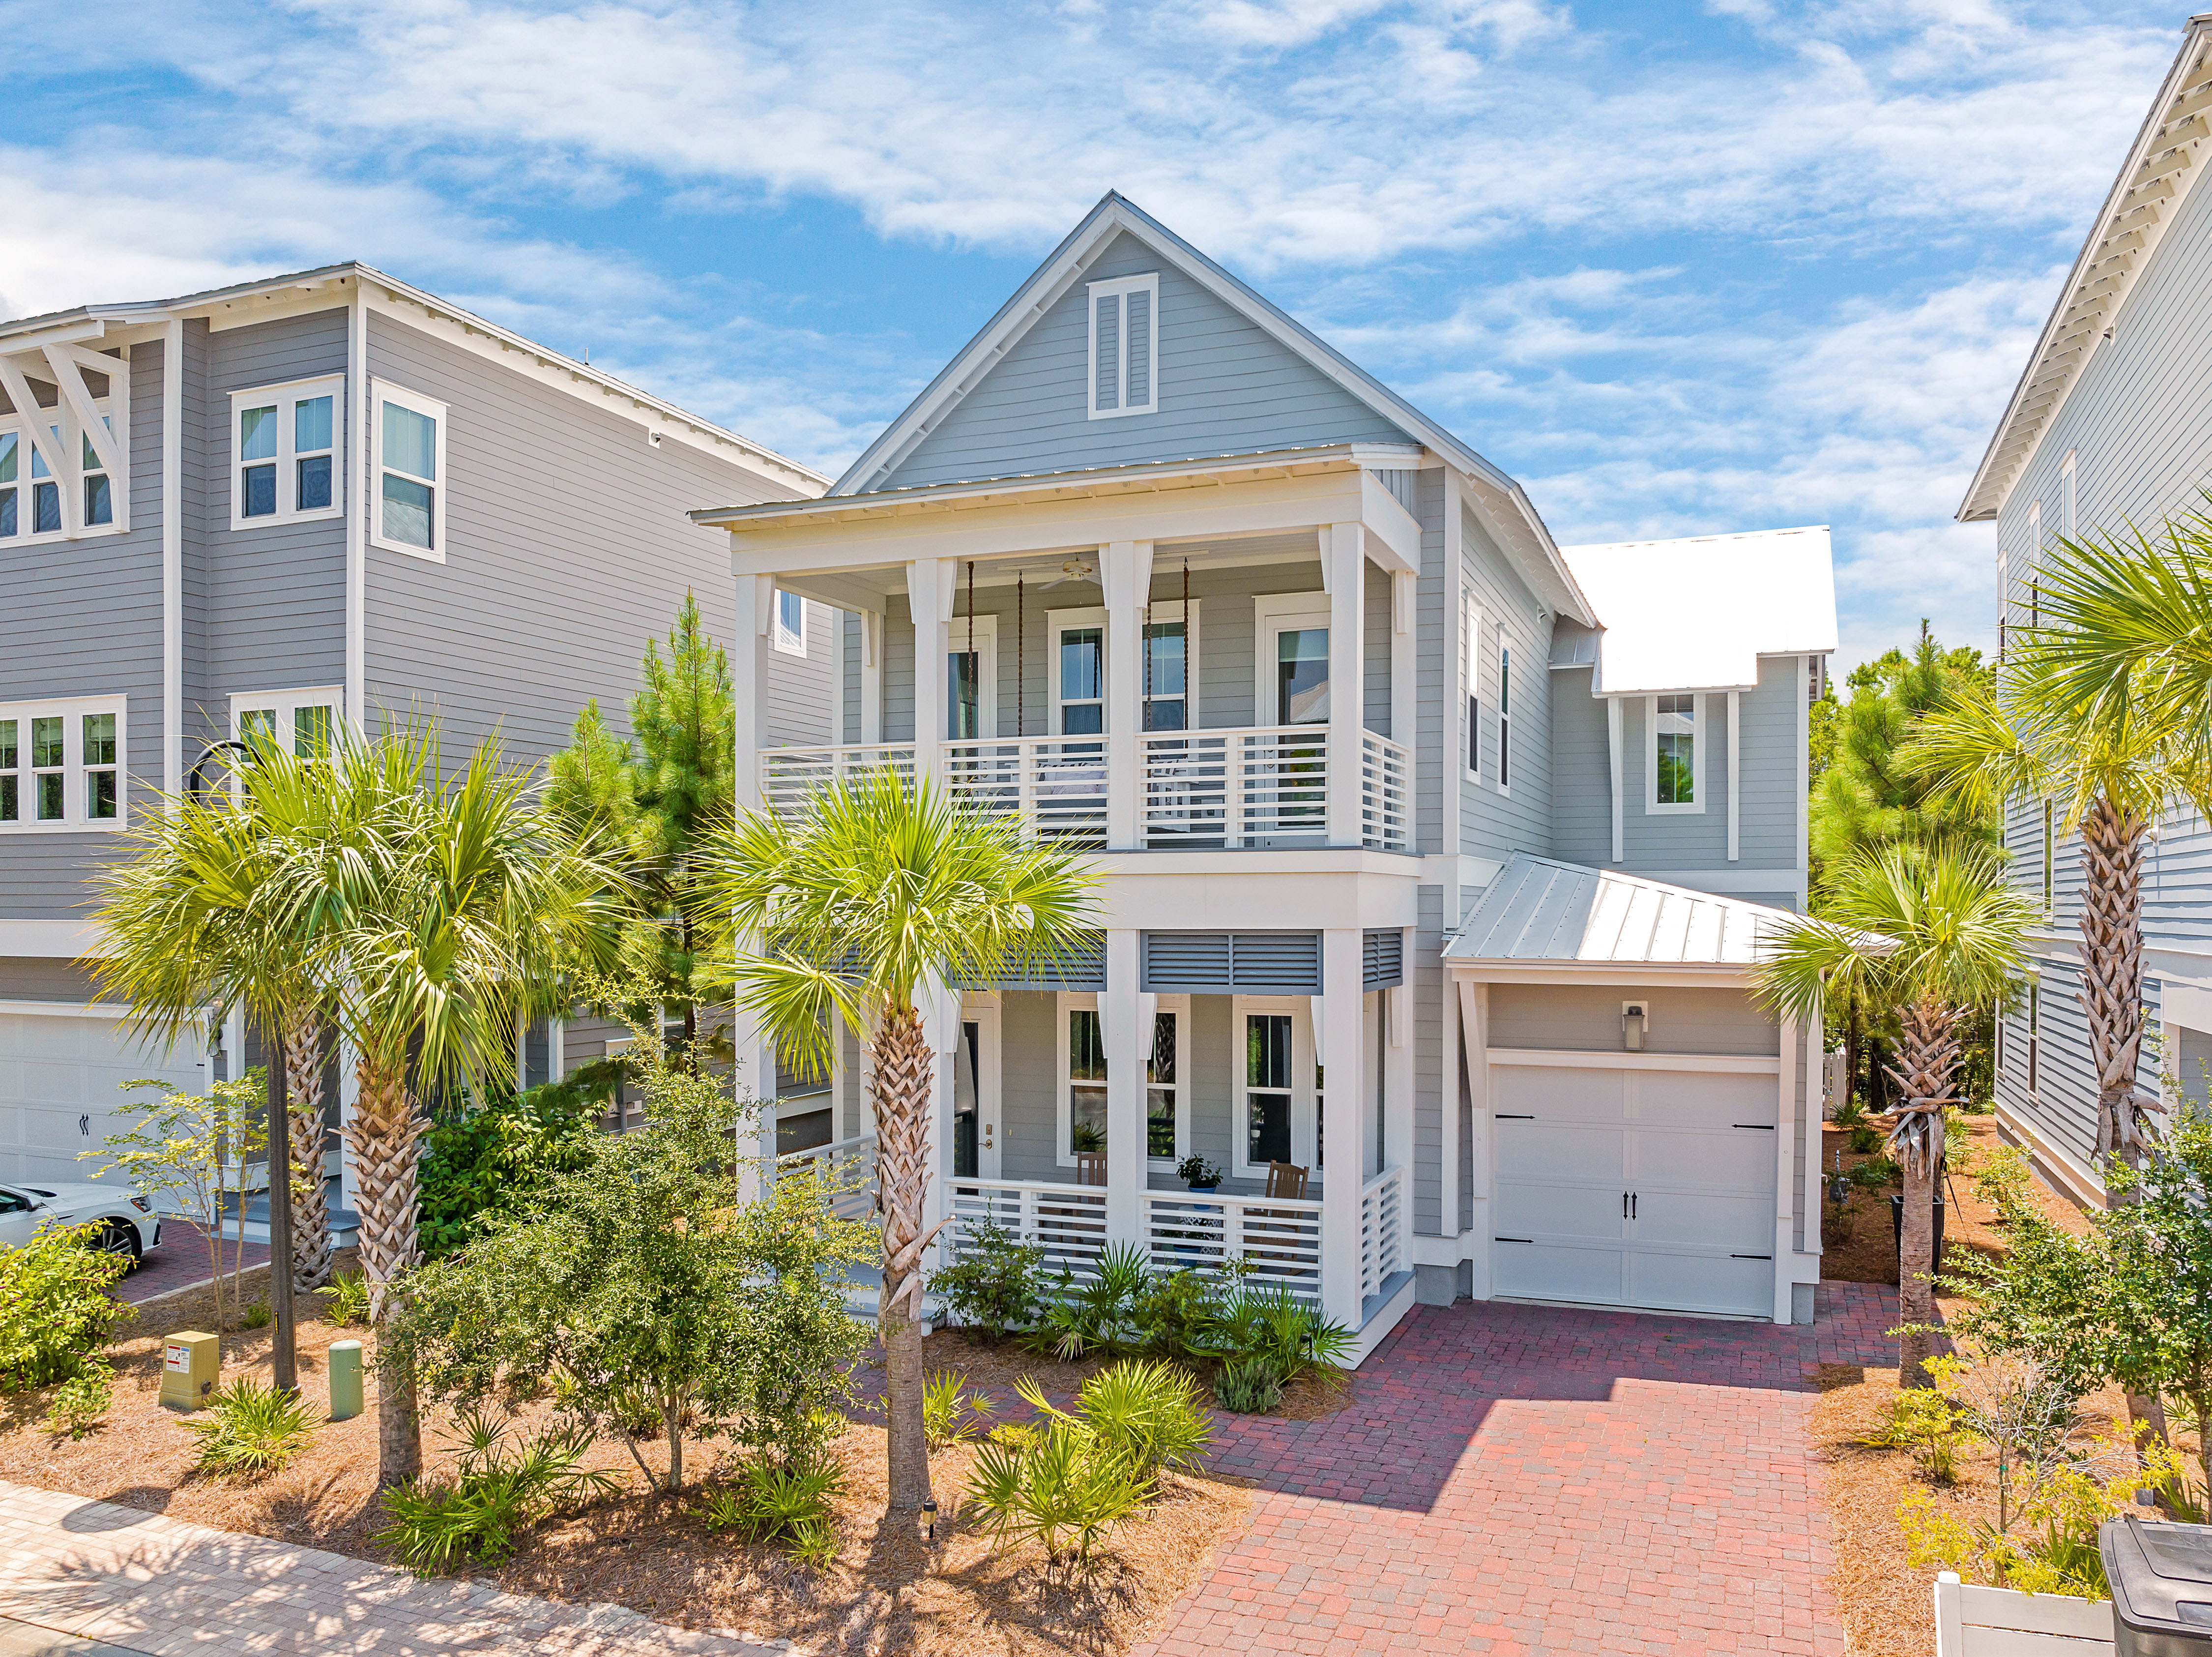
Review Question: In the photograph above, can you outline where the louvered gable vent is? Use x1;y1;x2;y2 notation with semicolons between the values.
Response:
1088;272;1159;419
1142;932;1320;994
974;931;1107;991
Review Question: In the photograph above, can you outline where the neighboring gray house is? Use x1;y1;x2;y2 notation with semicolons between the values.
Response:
1960;17;2212;1204
699;192;1836;1353
0;265;829;1188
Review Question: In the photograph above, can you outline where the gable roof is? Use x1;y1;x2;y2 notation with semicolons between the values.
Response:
1557;526;1837;694
1957;16;2212;522
828;192;1592;621
0;263;827;493
1442;853;1798;969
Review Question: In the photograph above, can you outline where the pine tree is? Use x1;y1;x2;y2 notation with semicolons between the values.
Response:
549;593;735;1053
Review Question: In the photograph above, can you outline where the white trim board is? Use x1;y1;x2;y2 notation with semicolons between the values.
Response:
0;919;102;957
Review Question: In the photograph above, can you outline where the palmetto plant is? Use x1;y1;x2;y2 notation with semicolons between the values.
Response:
1752;842;2034;1386
1908;588;2208;1173
712;770;1100;1512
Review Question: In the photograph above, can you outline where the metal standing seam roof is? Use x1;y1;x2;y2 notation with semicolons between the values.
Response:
1442;854;1801;968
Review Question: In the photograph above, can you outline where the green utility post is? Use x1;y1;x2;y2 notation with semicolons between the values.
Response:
328;1340;363;1421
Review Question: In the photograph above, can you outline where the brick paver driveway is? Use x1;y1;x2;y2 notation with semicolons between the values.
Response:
1141;1282;1897;1657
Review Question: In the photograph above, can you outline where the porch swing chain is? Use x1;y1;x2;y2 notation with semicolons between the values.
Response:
1016;574;1024;739
964;561;975;741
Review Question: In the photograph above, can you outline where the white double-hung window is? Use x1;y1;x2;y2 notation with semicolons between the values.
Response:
1647;693;1702;813
231;687;344;764
1087;273;1160;419
371;381;447;559
773;590;807;657
230;377;343;529
0;696;126;830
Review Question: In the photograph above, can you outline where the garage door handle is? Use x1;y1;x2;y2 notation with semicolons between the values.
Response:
1730;1253;1772;1260
1495;1236;1534;1243
1496;1113;1534;1120
1733;1123;1775;1130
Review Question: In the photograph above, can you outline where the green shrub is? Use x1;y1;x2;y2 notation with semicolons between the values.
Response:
187;1378;318;1478
375;1408;618;1571
700;1448;844;1563
923;1370;994;1450
1026;1242;1155;1361
1832;1093;1866;1130
44;1362;113;1439
1022;1361;1210;1478
320;1271;372;1328
1194;1285;1352;1384
1859;1386;1964;1483
965;1419;1145;1570
415;1080;601;1261
1135;1267;1222;1362
1848;1124;1883;1155
1976;1144;2035;1221
1212;1356;1286;1414
928;1223;1047;1342
242;1301;272;1330
0;1224;133;1393
786;1513;840;1569
1849;1155;1901;1191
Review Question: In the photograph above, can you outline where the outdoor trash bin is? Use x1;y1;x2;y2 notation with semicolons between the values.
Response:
2102;1519;2212;1655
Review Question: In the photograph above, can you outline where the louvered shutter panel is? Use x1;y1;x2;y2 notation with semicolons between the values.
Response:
1142;933;1232;992
983;930;1106;990
1362;929;1403;990
1228;933;1322;994
1094;293;1121;413
1124;287;1151;407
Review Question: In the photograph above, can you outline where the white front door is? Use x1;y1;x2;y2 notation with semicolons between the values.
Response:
954;1001;1000;1181
1490;1062;1778;1317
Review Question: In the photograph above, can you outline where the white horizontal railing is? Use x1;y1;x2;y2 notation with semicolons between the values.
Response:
759;743;915;818
947;1178;1112;1277
942;736;1109;844
776;1132;877;1224
1359;1163;1406;1302
756;727;1411;853
1145;1188;1324;1302
1142;725;1329;849
1360;733;1410;853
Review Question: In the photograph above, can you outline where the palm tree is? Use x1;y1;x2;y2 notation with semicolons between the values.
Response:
90;734;344;1300
1752;843;2035;1386
1908;591;2208;1175
289;725;616;1487
711;770;1099;1510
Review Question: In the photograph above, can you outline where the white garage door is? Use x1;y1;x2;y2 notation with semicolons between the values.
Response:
0;1009;206;1185
1491;1062;1779;1318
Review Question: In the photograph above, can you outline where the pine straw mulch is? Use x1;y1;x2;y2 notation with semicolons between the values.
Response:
1811;1114;2119;1657
0;1283;1257;1656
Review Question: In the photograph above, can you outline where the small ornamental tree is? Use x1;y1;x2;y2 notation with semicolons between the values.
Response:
395;1003;874;1494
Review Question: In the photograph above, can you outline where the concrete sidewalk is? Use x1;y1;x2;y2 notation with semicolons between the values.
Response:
0;1481;786;1657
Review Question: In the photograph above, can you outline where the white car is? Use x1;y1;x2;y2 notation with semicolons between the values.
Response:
0;1180;162;1267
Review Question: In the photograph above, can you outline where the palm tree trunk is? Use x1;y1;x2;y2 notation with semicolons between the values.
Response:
344;1052;426;1488
1887;996;1959;1389
871;1001;935;1511
283;1012;333;1292
2078;793;2148;1174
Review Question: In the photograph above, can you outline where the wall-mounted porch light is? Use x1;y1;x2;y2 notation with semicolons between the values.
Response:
1621;1002;1649;1053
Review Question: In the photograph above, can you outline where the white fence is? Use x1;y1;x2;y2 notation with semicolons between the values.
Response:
1141;726;1329;848
942;736;1110;844
759;744;915;818
775;1132;877;1225
1933;1573;2112;1657
1359;1164;1406;1301
946;1178;1112;1277
1360;733;1410;853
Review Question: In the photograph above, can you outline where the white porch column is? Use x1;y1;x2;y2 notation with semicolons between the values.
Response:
1324;524;1367;848
907;559;954;786
1319;928;1364;1329
1101;540;1154;850
860;610;884;746
728;997;779;1203
921;977;961;1283
1099;929;1146;1241
1773;1011;1799;1326
732;572;768;816
1455;975;1492;1296
1385;954;1414;1177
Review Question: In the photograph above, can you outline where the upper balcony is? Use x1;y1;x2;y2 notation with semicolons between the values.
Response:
722;462;1426;860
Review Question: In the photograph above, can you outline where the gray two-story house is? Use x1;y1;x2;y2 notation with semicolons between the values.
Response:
1961;17;2212;1203
0;265;831;1191
700;193;1836;1353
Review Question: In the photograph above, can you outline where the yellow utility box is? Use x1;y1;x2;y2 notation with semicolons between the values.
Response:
158;1331;219;1410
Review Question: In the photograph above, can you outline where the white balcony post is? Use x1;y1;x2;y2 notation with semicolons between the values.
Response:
1320;928;1365;1329
1324;523;1367;847
861;609;884;746
730;999;779;1204
1391;569;1416;753
732;572;769;814
907;559;955;787
1101;540;1154;850
1099;929;1146;1242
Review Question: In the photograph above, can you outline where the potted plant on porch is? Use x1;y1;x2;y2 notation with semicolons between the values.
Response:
1177;1155;1223;1192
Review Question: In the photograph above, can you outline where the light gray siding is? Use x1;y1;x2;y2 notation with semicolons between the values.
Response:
1413;884;1446;1233
0;960;99;1002
0;340;167;919
204;309;349;702
761;598;836;748
1485;984;1780;1057
362;311;790;768
1459;503;1553;859
875;232;1416;493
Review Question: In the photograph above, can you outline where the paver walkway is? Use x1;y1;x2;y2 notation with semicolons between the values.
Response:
0;1481;785;1657
1138;1281;1899;1657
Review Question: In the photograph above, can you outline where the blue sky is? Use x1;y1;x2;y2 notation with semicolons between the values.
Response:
2;0;2188;671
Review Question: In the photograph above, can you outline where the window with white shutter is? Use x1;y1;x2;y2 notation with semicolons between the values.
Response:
1087;273;1160;419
